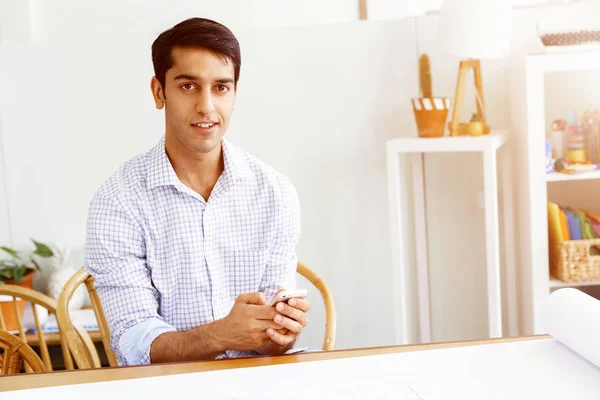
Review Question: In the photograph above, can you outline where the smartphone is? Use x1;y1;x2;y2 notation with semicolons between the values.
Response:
269;289;308;306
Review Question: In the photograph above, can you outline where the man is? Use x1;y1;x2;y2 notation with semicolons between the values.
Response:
84;17;310;366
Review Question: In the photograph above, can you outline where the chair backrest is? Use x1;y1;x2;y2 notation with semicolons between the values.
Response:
297;262;337;350
0;285;78;371
57;269;117;368
0;329;47;374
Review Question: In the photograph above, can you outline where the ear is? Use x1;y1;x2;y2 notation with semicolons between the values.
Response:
150;76;165;109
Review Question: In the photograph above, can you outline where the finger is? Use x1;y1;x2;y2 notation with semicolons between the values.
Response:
275;302;307;327
254;305;279;321
253;319;284;332
274;314;303;334
237;292;266;305
287;297;311;312
267;328;296;347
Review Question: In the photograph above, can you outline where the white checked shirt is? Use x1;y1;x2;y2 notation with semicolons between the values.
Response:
84;136;300;366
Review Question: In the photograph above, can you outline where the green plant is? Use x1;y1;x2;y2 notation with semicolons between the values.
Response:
0;239;54;283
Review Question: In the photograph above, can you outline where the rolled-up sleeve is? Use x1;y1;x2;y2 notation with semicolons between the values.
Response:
259;176;301;301
84;193;175;365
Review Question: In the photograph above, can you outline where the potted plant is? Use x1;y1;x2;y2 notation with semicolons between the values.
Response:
0;239;54;331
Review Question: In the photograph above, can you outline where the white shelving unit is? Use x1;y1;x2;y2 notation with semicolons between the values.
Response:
386;130;517;345
549;279;600;289
546;170;600;182
512;48;600;336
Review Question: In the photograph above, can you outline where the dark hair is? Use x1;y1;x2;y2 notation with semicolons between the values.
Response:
151;17;241;91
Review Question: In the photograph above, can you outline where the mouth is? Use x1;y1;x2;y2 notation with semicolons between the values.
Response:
191;121;218;134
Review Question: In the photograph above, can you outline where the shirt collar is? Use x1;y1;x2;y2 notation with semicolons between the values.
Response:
147;136;179;189
221;137;252;185
147;136;251;189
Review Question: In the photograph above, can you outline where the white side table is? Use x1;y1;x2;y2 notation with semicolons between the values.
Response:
386;130;516;344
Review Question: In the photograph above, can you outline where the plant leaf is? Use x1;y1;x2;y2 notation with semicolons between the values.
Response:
31;239;53;258
1;260;17;268
1;246;21;259
30;258;41;271
0;269;13;281
12;267;24;283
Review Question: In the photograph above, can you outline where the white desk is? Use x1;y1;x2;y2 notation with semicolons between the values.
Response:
386;130;516;344
6;335;600;399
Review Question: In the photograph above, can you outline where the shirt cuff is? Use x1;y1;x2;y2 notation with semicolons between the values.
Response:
119;318;177;365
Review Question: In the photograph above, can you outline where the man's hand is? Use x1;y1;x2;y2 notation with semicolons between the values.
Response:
257;296;311;355
151;292;282;363
217;293;281;352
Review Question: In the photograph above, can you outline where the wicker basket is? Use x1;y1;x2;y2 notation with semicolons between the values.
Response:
549;238;600;282
412;97;450;138
540;30;600;47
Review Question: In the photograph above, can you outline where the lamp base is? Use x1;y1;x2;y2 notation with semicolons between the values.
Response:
448;122;491;136
449;59;488;137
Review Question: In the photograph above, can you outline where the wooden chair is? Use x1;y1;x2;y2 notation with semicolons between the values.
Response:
0;329;47;374
57;269;118;369
297;262;337;350
0;285;81;371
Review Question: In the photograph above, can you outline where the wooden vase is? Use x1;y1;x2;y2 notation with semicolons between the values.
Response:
412;97;450;138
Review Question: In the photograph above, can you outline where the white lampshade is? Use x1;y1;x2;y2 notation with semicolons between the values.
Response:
436;0;512;59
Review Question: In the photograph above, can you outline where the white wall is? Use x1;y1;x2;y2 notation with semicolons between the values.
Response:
0;0;359;42
365;0;580;21
0;0;417;351
367;0;434;19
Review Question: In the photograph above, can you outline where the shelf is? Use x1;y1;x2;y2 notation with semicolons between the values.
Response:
518;47;600;335
527;48;600;73
546;169;600;182
386;130;508;154
549;279;600;288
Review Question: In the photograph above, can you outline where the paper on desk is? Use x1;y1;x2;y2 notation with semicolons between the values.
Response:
540;288;600;367
11;338;600;400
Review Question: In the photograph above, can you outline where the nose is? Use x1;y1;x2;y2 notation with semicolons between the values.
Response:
195;88;215;115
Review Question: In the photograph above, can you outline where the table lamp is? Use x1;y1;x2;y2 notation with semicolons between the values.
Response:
436;0;512;136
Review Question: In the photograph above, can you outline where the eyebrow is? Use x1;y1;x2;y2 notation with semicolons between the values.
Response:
173;74;234;84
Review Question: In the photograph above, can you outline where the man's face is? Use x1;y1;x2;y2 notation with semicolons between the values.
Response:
152;46;236;155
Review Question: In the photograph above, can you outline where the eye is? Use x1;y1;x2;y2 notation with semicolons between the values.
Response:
216;84;230;92
181;83;195;91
